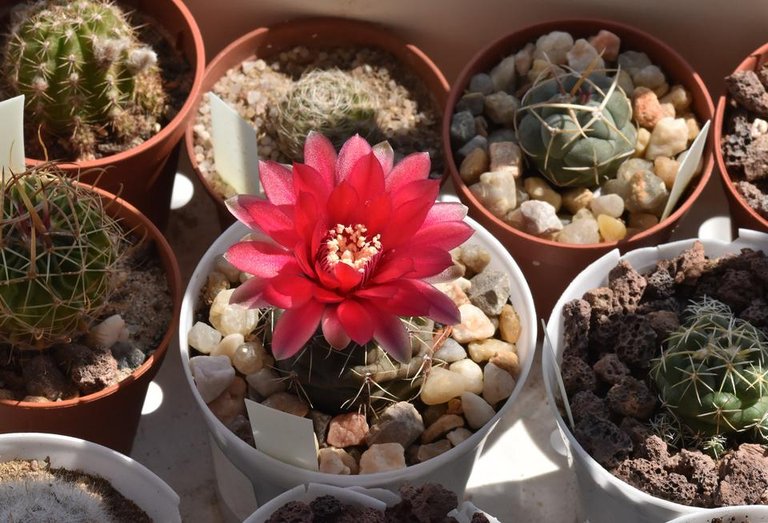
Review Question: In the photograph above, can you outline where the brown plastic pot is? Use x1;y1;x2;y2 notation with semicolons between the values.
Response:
184;17;450;231
443;19;714;320
713;43;768;235
0;184;182;455
0;0;206;231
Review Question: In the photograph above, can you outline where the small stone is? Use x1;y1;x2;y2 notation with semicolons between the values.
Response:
446;427;473;446
645;117;689;160
421;414;465;443
634;127;651;157
618;50;652;76
482;363;516;406
446;398;463;415
232;341;267;374
190;355;235;403
416;440;452;462
590;194;625;218
518;200;563;235
660;85;692;113
459;245;491;275
451;110;476;145
452;304;496;343
633;65;666;90
215;255;241;282
605;376;657;419
617;70;635;97
457;135;488;158
456;92;485;116
22;354;78;401
652;82;670;98
490;351;521;377
421;367;467;405
209;289;261;336
366;401;424;448
575;412;632;468
683;114;701;141
468;73;495;95
461;392;496;429
628;212;659;230
597;215;628;242
487;128;517;145
524;176;562;211
449;359;484;394
489;141;523;174
468;269;511;316
359;443;406;474
562;187;594;214
474;116;489;137
86;314;126;350
245;368;287;398
593;353;630;385
533;31;574;65
557;217;599;244
653;156;680;190
311;411;332;445
499;304;521;343
262;392;309;417
627;171;669;216
566;38;604;72
469;170;517;219
434;278;471;307
726;70;768;116
327;412;369;448
632;87;674;129
484;92;518;126
468;338;515;363
110;342;145;370
588;30;620;61
203;272;229;304
514;43;535;76
459;148;489;184
490;55;518;92
54;345;118;395
433;338;467;363
211;333;244;360
318;447;358;475
208;376;247;425
188;321;222;354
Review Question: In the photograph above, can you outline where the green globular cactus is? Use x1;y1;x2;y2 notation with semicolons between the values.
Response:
0;165;125;349
274;69;380;160
1;0;166;160
651;298;768;455
515;71;637;188
275;317;437;415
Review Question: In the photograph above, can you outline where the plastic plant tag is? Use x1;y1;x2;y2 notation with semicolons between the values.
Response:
244;398;319;471
208;93;261;195
660;119;711;221
0;95;26;182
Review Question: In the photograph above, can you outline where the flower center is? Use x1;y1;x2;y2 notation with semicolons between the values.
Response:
324;223;381;272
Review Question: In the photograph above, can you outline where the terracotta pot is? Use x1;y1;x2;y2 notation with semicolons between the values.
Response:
443;19;714;320
0;185;182;455
184;17;450;231
0;0;206;230
713;43;768;235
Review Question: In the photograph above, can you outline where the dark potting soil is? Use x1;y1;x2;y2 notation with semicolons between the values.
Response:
559;241;768;507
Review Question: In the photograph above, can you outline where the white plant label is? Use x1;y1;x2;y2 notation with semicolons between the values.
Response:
0;95;26;182
208;92;261;195
660;119;711;221
244;398;319;471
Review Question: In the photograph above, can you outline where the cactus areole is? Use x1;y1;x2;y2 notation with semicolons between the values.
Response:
1;0;167;161
652;298;768;446
516;71;637;188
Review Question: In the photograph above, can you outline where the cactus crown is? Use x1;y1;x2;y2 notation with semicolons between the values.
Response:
2;0;167;161
274;69;380;160
515;68;637;187
0;165;125;349
651;297;768;456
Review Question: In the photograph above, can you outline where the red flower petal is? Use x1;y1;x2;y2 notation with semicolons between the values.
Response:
382;181;441;247
411;280;461;325
321;307;351;349
370;311;411;363
229;277;270;309
357;282;431;317
373;141;394;175
293;163;333;205
408;221;475;252
302;132;337;187
337;299;374;345
346;152;385;208
271;300;325;359
333;262;363;292
422;202;468;227
335;135;372;183
368;255;414;284
384;152;430;192
226;195;298;248
264;274;314;308
259;160;295;205
224;241;296;278
360;194;392;237
326;181;360;226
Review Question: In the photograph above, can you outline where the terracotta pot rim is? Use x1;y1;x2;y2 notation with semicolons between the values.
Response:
184;16;451;219
22;0;206;169
713;42;768;231
0;184;183;411
443;17;715;251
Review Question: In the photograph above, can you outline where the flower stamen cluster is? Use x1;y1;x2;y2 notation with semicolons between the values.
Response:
324;223;381;273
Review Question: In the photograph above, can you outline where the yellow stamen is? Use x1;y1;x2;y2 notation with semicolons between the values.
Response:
325;223;381;272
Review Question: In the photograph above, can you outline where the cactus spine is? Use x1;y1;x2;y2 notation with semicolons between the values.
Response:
2;0;166;160
0;165;125;349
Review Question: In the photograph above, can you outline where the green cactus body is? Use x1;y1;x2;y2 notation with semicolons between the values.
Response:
2;0;166;160
275;317;437;414
516;72;637;187
652;298;768;446
0;167;124;349
274;69;380;160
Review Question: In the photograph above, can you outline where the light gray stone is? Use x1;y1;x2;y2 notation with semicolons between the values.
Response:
468;269;511;316
366;401;425;448
450;110;476;145
468;73;495;95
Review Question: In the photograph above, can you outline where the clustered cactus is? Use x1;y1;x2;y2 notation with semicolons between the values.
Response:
274;68;379;160
515;71;637;187
0;165;125;349
651;297;768;456
1;0;167;160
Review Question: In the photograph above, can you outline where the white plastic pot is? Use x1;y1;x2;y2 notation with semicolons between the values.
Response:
179;216;537;504
667;505;768;523
542;229;768;523
0;432;181;522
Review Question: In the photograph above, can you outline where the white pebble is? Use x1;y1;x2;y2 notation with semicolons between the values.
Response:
645;117;689;160
461;392;496;429
483;363;516;406
632;65;666;90
190;355;235;403
211;333;244;360
421;367;467;405
557;217;600;245
566;39;604;72
87;314;126;349
245;368;287;398
359;443;406;474
446;427;473;446
434;339;468;363
215;255;242;282
468;338;516;363
534;31;574;65
232;341;267;374
188;321;222;354
518;200;563;235
469;170;517;219
452;304;496;343
589;194;625;218
209;289;261;336
450;359;484;394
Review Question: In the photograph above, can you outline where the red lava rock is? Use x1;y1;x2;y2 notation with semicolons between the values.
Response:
716;444;768;506
605;376;657;420
570;390;610;422
608;260;647;313
561;355;596;396
593;353;630;385
327;412;369;448
615;314;658;370
574;412;632;468
725;70;768;117
562;299;591;358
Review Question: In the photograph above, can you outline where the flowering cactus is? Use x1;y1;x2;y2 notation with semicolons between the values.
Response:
516;71;637;187
1;0;166;160
651;298;768;453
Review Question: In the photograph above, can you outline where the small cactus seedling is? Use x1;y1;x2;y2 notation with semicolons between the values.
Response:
0;165;125;349
274;69;379;160
651;297;768;455
515;70;637;187
1;0;167;160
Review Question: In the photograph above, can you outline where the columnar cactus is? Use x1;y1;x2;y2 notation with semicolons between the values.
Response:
515;71;637;187
0;165;125;349
1;0;166;160
651;298;768;453
274;69;379;160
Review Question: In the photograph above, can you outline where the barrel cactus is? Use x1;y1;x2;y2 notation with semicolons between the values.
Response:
274;69;379;160
1;0;166;160
515;71;637;187
651;298;768;455
0;165;125;349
